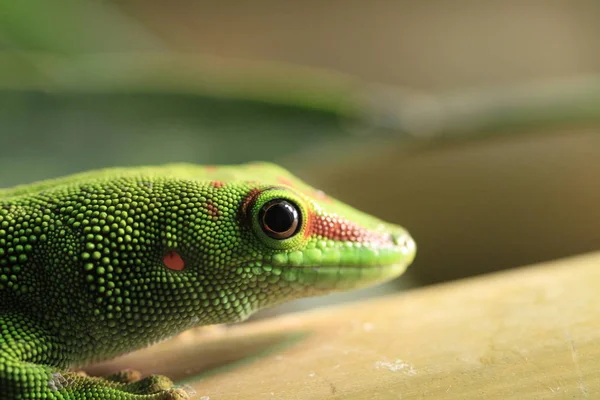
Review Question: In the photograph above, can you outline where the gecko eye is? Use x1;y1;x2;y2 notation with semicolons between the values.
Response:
259;199;301;240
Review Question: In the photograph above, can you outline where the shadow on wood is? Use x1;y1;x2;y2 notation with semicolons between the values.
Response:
86;252;600;399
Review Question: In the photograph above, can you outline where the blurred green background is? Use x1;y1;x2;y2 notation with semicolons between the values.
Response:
2;0;600;313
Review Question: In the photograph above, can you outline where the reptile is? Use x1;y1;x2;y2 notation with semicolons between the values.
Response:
0;162;416;399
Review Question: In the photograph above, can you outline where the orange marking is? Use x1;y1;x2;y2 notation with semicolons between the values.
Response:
163;250;185;271
204;200;221;220
308;213;390;245
277;177;296;188
240;188;262;217
312;190;332;203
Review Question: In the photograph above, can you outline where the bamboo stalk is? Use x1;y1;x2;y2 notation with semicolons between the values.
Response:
86;252;600;399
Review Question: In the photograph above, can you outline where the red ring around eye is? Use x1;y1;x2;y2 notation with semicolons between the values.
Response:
163;250;185;271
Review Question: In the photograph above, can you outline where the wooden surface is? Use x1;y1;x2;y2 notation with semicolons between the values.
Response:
87;252;600;399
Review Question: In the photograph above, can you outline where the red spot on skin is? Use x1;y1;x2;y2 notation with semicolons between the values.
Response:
211;181;224;188
306;213;391;245
311;190;332;203
205;165;217;172
277;177;296;188
163;250;185;271
204;200;221;220
240;188;262;217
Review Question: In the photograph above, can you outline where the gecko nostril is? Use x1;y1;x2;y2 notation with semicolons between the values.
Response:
393;232;415;253
163;250;185;271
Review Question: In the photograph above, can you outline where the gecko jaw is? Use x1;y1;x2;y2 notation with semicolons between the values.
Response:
269;232;416;293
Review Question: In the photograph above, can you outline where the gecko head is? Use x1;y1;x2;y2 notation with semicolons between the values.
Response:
163;163;416;323
67;164;415;339
237;184;416;305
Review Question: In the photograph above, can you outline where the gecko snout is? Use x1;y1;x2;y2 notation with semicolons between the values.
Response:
391;230;417;263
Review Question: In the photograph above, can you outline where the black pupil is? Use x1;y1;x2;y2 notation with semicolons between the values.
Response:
264;201;296;233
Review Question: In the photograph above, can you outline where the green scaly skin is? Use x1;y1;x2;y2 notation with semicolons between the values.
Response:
0;162;416;399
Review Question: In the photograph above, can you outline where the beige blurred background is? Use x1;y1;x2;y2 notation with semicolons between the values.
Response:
124;1;600;88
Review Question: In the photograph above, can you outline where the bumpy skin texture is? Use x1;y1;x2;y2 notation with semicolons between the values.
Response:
0;163;416;399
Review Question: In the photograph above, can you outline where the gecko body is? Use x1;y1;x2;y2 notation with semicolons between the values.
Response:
0;163;415;399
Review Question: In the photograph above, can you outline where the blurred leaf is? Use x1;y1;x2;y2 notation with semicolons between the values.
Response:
0;0;161;52
0;53;361;116
0;89;348;187
2;52;600;189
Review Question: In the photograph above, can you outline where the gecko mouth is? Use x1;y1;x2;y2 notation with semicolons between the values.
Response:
287;262;411;292
274;233;416;292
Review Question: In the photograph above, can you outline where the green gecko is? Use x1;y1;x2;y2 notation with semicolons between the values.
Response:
0;162;416;399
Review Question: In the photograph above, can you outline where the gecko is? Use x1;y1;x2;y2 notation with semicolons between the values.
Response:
0;162;416;399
